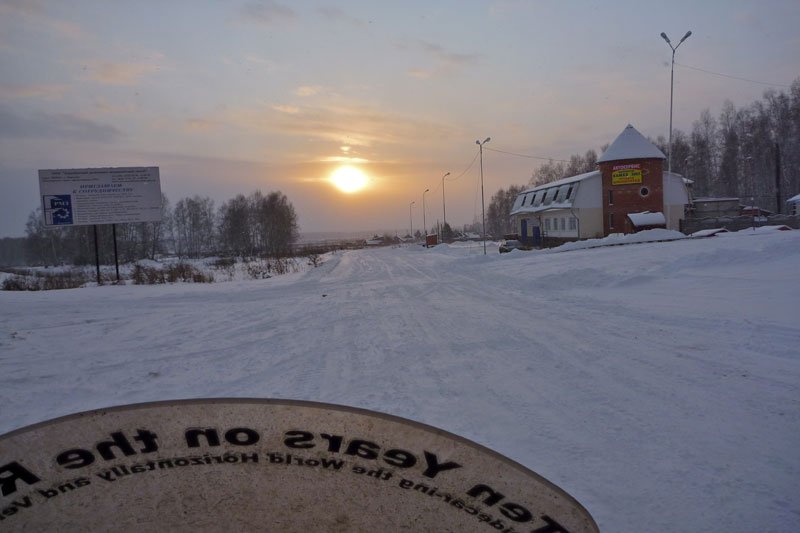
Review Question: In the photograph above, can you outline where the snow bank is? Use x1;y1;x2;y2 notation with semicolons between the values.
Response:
2;230;799;532
548;228;686;252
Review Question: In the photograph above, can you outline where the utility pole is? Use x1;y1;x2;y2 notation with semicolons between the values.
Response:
441;171;450;235
423;188;430;247
775;143;782;214
409;201;415;241
476;137;491;255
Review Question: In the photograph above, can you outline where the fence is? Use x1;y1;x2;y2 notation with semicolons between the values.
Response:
680;214;800;235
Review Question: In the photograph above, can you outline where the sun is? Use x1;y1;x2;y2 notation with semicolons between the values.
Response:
330;166;368;193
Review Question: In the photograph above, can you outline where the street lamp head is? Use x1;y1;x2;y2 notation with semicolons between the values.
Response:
424;188;429;193
475;140;480;145
680;30;692;43
660;32;670;44
484;137;491;144
443;172;450;178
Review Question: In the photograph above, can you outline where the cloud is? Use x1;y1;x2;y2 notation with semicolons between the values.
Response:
272;105;300;114
733;11;762;29
0;0;89;40
419;40;479;67
241;1;296;25
93;98;137;115
0;84;67;100
317;6;363;25
294;85;324;97
183;118;223;132
229;103;453;148
407;70;432;79
244;54;281;70
0;0;41;16
318;156;368;163
405;40;479;78
80;60;161;85
0;104;121;142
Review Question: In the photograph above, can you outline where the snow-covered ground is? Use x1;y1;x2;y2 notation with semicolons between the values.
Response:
2;229;799;532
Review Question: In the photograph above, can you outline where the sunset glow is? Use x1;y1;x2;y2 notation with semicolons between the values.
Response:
330;166;369;193
0;2;796;236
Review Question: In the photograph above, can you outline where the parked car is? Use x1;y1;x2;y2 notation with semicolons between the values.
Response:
499;239;523;253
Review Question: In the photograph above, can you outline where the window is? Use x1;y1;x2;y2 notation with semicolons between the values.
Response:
545;218;551;230
609;213;615;228
608;190;613;205
566;185;574;199
569;217;577;230
560;217;566;230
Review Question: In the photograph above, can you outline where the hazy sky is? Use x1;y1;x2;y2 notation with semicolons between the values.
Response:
2;0;798;237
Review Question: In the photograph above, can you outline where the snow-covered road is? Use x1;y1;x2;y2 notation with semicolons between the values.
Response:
2;231;799;532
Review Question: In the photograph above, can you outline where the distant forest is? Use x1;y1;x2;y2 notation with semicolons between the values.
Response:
0;190;298;267
486;78;800;237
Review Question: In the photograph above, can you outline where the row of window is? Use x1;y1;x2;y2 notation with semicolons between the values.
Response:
520;183;576;208
544;216;578;232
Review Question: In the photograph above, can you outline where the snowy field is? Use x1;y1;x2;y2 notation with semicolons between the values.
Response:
2;229;799;532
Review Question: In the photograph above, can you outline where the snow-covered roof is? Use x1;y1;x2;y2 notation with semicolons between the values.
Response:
597;124;666;163
690;228;729;238
788;193;800;203
510;170;600;216
628;211;666;227
522;169;599;194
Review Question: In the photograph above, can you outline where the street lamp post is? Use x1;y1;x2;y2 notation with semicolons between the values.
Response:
441;171;451;237
409;201;415;242
423;188;430;247
661;30;691;174
746;156;756;229
476;137;491;255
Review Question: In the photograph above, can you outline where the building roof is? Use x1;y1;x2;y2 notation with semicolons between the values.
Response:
519;170;600;195
510;170;600;216
627;211;666;227
597;124;666;163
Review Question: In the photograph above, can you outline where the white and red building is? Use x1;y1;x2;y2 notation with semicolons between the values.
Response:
510;124;690;245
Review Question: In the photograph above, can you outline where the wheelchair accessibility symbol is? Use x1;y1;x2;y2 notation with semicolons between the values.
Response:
43;195;74;225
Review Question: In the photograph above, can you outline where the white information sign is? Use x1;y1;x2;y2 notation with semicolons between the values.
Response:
38;167;161;227
0;399;598;532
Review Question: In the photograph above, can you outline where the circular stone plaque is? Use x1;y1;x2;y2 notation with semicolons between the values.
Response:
0;399;598;532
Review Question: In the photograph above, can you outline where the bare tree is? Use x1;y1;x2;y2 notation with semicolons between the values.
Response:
487;185;525;238
173;196;215;258
252;190;299;256
218;194;253;257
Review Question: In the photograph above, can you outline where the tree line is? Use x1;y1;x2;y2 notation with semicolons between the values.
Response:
486;78;800;237
8;190;298;267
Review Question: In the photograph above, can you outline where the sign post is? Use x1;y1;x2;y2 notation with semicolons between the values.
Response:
38;167;161;284
93;225;100;285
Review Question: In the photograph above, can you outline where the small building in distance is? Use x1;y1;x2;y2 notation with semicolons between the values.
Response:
690;197;743;218
787;194;800;216
510;124;689;245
